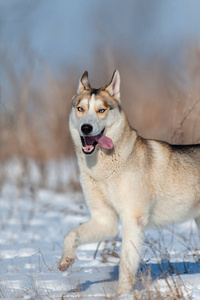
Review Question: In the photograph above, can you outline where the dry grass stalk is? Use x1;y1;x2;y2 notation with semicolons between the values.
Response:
1;44;200;162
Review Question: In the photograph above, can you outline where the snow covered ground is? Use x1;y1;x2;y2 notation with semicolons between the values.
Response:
1;158;200;299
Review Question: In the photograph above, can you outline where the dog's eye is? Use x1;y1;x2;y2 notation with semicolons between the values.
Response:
98;109;106;113
77;107;84;112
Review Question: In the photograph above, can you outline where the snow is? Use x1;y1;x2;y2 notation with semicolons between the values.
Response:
1;159;200;299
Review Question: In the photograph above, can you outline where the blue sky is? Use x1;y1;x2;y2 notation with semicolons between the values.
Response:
1;0;200;77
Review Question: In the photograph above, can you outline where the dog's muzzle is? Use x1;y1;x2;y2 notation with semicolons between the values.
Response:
80;129;114;155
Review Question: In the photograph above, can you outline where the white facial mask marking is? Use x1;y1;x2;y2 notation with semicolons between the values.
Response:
79;98;89;107
78;94;102;136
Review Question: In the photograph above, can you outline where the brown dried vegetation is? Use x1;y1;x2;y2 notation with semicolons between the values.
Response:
1;45;200;162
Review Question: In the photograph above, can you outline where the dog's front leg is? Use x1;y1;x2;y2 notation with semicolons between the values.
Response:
116;216;145;295
58;205;118;271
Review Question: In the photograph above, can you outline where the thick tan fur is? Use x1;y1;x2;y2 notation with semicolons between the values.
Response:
58;70;200;295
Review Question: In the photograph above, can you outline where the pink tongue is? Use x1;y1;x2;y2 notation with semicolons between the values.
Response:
85;134;113;150
94;133;113;149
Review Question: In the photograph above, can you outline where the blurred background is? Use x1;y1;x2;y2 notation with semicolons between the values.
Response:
1;0;200;163
2;2;200;296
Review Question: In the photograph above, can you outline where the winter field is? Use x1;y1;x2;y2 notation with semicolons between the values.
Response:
2;1;200;299
0;158;200;300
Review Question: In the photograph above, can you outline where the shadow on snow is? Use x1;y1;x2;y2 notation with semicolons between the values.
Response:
66;260;200;294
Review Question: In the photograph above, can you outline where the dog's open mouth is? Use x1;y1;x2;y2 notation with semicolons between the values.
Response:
81;130;113;155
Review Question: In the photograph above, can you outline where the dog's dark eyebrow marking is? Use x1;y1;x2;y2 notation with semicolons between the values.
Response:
72;97;81;107
102;101;110;108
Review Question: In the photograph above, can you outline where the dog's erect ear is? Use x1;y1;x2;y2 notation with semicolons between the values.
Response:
77;71;91;93
105;70;120;102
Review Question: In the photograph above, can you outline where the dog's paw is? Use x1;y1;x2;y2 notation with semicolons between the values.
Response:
58;258;75;272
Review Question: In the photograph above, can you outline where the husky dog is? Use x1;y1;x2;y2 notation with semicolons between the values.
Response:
58;70;200;295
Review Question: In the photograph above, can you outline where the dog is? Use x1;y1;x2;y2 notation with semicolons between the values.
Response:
58;70;200;295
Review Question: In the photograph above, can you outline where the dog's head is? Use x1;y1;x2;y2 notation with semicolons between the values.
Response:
70;70;121;155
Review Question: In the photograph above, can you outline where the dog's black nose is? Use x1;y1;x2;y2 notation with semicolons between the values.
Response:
81;124;93;135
